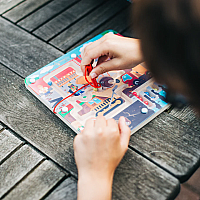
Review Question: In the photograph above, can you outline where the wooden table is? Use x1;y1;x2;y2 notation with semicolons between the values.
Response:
0;0;200;199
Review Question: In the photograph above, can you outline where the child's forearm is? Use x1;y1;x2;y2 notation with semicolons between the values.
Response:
77;173;113;200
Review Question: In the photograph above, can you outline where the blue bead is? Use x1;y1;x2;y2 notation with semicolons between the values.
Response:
48;81;52;86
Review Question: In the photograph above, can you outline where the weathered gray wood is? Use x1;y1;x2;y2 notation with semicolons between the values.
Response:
18;0;79;32
0;145;44;198
3;0;51;23
34;0;107;41
50;0;129;51
0;0;24;14
67;6;132;52
122;27;135;38
3;160;65;200
0;17;63;78
0;63;77;176
0;65;180;199
45;177;77;200
0;129;23;162
129;112;200;182
112;149;179;200
169;106;200;132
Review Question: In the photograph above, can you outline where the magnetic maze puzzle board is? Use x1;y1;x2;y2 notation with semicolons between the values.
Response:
25;30;170;134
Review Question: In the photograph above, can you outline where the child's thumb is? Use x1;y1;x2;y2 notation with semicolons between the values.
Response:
118;116;131;150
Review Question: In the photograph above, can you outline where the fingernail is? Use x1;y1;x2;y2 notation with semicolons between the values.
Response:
90;72;97;79
121;116;126;123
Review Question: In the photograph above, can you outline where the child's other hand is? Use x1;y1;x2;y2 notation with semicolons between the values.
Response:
80;33;143;79
73;115;130;182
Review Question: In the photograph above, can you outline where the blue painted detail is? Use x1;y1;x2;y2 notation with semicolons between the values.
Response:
115;79;120;83
53;76;58;80
74;90;84;96
113;100;155;131
96;98;124;116
88;100;95;105
121;74;132;82
93;98;101;104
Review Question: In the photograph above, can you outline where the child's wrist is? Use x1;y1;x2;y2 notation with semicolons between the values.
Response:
78;170;114;185
78;172;114;200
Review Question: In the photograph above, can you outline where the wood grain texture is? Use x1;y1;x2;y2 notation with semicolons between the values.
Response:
0;129;23;162
122;27;135;38
0;17;63;78
0;63;77;176
169;106;200;132
0;0;24;14
3;160;65;200
18;0;79;32
34;0;107;41
3;0;51;23
112;149;179;200
50;0;129;51
67;6;132;52
45;177;77;200
0;145;43;198
0;65;180;199
129;112;200;182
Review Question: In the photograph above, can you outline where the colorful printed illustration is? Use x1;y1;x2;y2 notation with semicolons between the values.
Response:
25;30;169;134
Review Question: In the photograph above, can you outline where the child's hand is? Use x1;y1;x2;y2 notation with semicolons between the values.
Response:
81;33;143;79
73;116;131;200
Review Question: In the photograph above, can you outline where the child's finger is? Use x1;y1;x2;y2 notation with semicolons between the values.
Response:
89;58;120;79
94;115;107;134
83;117;96;134
81;43;110;68
80;37;108;74
106;118;119;134
97;55;109;66
82;33;114;59
118;116;131;149
82;36;106;58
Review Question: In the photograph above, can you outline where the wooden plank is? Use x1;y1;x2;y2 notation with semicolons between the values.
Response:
3;0;51;23
18;0;79;32
112;149;179;200
0;17;63;78
0;63;77;176
169;106;200;132
122;27;135;38
0;0;24;14
129;112;200;182
3;160;65;200
50;0;129;51
0;145;44;198
33;0;107;41
0;129;23;162
45;177;77;200
67;6;132;52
